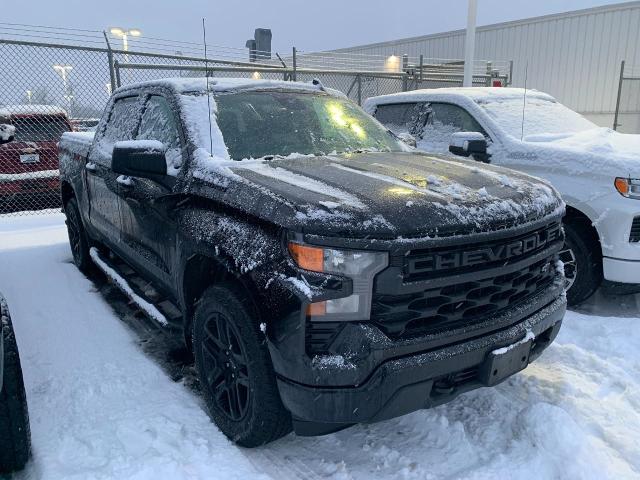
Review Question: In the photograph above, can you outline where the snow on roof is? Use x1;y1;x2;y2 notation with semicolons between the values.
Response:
364;87;556;112
0;104;69;116
115;77;346;98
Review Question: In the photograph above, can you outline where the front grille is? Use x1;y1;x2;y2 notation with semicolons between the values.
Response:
372;256;558;338
630;217;640;242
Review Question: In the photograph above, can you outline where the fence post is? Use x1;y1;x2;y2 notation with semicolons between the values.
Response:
292;46;297;82
485;61;492;86
103;31;117;94
357;74;362;105
114;59;122;88
508;60;514;86
613;60;625;131
419;54;424;82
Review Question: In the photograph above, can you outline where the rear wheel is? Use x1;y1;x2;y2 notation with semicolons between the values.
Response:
65;197;92;272
562;223;602;306
192;283;292;447
0;301;31;473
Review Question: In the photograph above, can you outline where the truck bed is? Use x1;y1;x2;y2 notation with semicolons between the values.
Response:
59;131;95;158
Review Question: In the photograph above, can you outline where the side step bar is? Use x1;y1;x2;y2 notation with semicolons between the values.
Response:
89;247;183;331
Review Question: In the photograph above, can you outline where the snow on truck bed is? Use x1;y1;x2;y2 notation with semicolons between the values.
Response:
1;213;639;480
60;131;95;157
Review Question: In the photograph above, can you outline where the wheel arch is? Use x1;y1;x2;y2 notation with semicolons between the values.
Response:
564;205;602;258
180;252;263;349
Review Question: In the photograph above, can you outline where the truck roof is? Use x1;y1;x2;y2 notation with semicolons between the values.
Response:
0;104;69;117
363;87;556;113
114;77;346;97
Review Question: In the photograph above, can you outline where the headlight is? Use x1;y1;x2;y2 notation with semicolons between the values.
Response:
615;177;640;199
288;242;388;321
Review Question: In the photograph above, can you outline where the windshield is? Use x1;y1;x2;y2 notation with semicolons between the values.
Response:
12;116;71;142
215;91;403;160
477;96;597;140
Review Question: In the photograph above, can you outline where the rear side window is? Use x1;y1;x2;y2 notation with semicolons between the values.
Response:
95;96;141;166
12;116;71;142
373;102;430;137
137;96;182;174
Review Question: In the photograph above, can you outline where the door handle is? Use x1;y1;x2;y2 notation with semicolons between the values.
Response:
85;162;97;172
116;175;134;187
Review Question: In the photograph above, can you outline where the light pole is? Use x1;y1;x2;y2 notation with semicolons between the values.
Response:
109;27;141;53
463;0;478;87
53;64;73;116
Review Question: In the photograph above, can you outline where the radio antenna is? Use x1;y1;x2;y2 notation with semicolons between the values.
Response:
202;18;213;155
520;62;528;141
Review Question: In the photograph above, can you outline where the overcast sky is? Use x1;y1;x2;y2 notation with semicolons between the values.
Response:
4;0;630;53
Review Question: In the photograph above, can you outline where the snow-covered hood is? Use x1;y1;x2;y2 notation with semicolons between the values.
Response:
520;128;640;177
192;151;564;239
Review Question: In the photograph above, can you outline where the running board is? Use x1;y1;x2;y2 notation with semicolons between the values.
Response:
89;247;183;331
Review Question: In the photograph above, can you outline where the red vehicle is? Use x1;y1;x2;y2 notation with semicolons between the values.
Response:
0;105;73;212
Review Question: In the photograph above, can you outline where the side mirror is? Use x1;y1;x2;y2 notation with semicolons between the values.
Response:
449;132;489;163
397;132;417;148
0;124;15;145
112;140;167;178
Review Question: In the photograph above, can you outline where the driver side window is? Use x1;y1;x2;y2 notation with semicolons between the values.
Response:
427;103;487;137
417;102;488;155
137;95;183;174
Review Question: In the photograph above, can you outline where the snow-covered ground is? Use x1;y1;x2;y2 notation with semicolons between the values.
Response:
1;213;639;480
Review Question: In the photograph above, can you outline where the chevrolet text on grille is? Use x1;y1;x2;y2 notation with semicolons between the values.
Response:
409;224;563;273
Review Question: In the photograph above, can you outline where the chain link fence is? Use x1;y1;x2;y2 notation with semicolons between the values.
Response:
0;35;510;216
614;61;640;134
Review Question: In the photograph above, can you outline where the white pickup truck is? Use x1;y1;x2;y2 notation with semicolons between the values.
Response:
365;88;640;305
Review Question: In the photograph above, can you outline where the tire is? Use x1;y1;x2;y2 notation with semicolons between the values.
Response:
192;283;292;447
0;301;31;474
65;197;92;273
561;222;602;306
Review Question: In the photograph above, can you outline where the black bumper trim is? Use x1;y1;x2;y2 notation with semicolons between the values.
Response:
278;295;565;431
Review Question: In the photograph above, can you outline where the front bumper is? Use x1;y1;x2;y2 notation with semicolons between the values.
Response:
603;256;640;284
277;294;565;434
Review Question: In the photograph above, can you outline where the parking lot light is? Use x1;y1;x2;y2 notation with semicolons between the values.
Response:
109;27;142;52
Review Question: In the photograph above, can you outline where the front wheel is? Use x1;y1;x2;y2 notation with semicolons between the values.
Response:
0;300;31;474
561;223;602;306
192;283;292;447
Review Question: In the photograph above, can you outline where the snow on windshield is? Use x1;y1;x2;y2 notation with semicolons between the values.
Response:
477;95;596;140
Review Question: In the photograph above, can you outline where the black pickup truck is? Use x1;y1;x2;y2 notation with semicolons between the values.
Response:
58;78;566;446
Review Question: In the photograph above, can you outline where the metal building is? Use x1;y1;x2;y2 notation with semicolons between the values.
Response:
331;1;640;133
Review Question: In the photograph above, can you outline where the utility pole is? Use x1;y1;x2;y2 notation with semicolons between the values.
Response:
463;0;477;87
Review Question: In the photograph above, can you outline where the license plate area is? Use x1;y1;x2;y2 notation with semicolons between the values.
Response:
479;337;533;386
20;153;39;163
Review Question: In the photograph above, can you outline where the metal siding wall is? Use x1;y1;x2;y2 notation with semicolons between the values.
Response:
333;3;640;115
